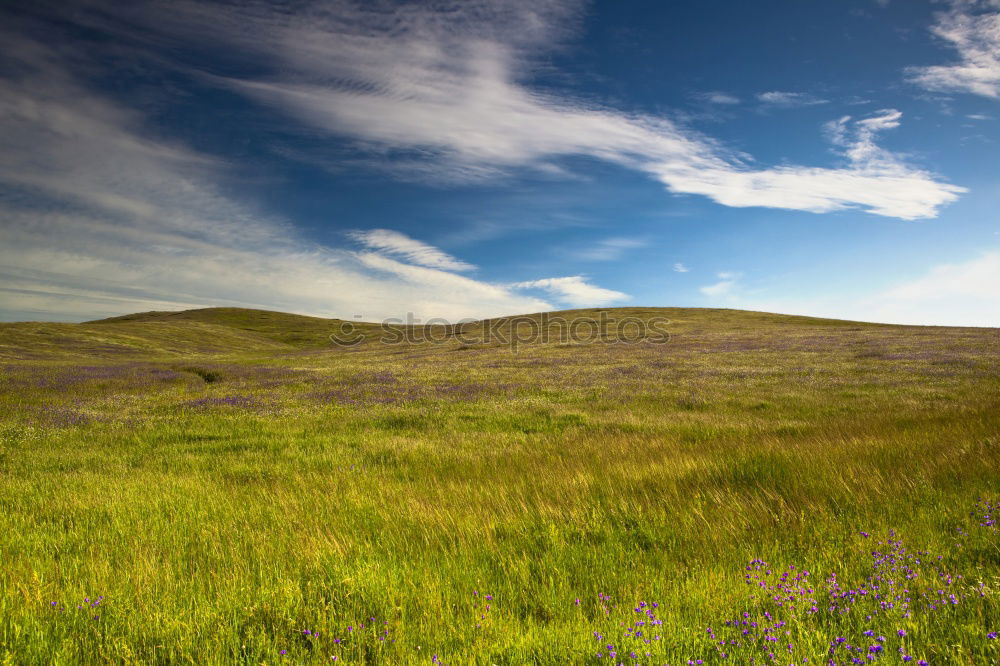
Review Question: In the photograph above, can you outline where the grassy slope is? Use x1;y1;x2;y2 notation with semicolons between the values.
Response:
0;308;998;664
0;320;290;360
1;307;383;359
88;307;353;349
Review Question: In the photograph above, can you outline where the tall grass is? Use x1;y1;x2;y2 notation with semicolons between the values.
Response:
0;309;997;663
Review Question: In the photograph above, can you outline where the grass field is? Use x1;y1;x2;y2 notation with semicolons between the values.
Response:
0;307;997;664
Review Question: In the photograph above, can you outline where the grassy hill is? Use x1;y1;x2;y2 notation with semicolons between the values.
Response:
1;307;998;663
2;307;386;358
0;320;291;360
2;304;931;360
87;307;356;349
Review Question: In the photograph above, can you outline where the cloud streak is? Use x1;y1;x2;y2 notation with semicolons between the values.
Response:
699;272;740;297
78;0;967;220
349;229;475;271
756;91;829;107
571;238;646;262
908;0;1000;99
511;277;629;308
695;91;741;105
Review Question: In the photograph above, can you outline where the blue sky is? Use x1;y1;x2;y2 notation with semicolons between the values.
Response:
1;0;998;325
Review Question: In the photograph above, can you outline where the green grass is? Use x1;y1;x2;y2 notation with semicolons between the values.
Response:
86;307;356;349
0;307;997;664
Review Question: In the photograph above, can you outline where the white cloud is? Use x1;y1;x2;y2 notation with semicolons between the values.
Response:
673;262;689;273
696;91;741;105
349;228;474;271
967;113;994;119
756;91;829;107
699;272;740;297
80;0;966;220
352;251;550;317
825;108;903;170
908;1;1000;98
572;237;646;261
511;277;629;308
648;108;965;221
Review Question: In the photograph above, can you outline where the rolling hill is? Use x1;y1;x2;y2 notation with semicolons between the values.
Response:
1;305;959;361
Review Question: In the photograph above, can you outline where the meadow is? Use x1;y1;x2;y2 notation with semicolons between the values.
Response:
0;307;997;664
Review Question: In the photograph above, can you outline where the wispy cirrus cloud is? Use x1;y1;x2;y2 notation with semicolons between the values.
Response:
650;108;964;220
673;263;690;273
825;109;907;172
68;0;966;220
699;272;740;297
694;91;741;105
349;229;475;271
908;0;1000;99
511;277;629;308
571;238;646;262
756;91;830;108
